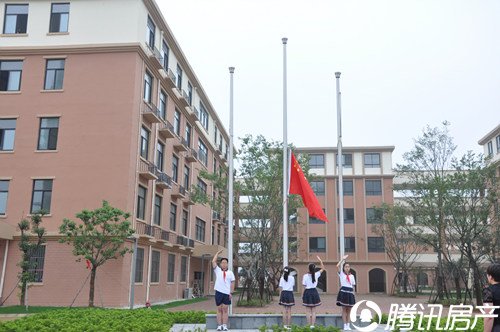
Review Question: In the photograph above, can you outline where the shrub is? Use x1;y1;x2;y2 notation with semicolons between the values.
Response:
0;308;205;332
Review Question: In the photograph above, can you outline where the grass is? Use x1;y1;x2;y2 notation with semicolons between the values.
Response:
0;297;209;314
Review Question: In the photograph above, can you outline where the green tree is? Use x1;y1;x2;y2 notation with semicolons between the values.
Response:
59;201;134;307
396;121;457;302
17;212;47;306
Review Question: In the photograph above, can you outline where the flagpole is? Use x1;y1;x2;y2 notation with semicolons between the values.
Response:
335;72;345;260
282;37;289;268
228;66;235;315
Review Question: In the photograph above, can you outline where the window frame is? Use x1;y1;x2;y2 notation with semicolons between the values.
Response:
37;117;59;151
49;3;70;33
30;179;53;214
364;153;381;168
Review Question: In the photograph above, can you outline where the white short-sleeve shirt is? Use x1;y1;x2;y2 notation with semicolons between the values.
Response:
214;266;235;295
339;271;356;288
279;275;295;291
302;271;321;289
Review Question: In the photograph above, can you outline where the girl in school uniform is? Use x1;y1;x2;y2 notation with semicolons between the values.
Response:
336;255;356;331
302;256;325;329
279;266;295;329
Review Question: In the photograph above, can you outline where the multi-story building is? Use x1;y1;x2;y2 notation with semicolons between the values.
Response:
0;0;229;307
479;124;500;173
289;146;396;294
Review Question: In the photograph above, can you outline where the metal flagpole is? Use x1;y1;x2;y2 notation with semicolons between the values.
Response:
282;37;289;268
335;72;345;259
228;66;235;315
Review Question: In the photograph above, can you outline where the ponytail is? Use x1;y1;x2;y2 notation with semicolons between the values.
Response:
309;263;316;283
283;268;290;282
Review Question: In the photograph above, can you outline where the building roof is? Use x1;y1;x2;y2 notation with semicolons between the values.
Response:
296;146;395;152
478;124;500;145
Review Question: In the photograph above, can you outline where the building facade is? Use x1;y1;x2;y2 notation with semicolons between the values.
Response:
0;0;229;307
289;147;396;294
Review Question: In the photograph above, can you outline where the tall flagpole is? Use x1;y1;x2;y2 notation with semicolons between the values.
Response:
335;72;345;259
228;66;235;315
282;37;289;268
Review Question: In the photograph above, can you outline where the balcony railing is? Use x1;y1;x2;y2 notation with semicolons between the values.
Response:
136;221;153;237
141;102;162;123
138;159;158;180
158;120;176;139
156;170;172;189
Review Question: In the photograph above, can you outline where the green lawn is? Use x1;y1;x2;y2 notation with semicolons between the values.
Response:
0;297;208;314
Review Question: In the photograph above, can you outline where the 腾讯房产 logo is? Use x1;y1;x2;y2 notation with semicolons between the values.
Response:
350;300;382;332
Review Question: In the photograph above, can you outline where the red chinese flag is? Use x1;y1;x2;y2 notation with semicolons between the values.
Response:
289;153;328;222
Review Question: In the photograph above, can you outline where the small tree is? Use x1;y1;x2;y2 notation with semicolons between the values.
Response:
17;212;47;306
59;201;134;307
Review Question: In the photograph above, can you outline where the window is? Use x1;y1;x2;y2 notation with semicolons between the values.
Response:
198;139;208;166
30;179;53;214
187;82;193;105
3;4;28;34
140;127;149;159
198;103;209;130
146;16;155;49
183;166;190;189
176;65;182;90
0;180;9;215
170;203;177;231
49;3;69;33
497;135;500;153
309;237;326;253
180;256;187;282
28;246;46;282
337;208;355;224
172;155;179;182
167;254;175;282
338;237;356;253
136;186;146;220
366;180;382;196
173;109;180;136
337;179;353;196
159;90;167;120
195;218;206;242
211;225;215;245
224;230;227;246
364;153;381;168
311;180;325;196
368;237;385;252
153;195;162;226
185;124;191;147
182;210;188;236
0;60;23;91
214;126;219;145
309;209;326;224
156;141;164;171
289;237;298;254
197;178;207;194
309;154;324;168
44;59;65;90
37;117;59;150
217;227;221;245
488;141;493;157
367;208;383;224
134;247;144;283
143;71;152;103
151;250;160;283
0;119;16;151
336;153;353;168
161;40;169;70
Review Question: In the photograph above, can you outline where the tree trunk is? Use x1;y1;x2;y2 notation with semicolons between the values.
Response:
89;267;97;307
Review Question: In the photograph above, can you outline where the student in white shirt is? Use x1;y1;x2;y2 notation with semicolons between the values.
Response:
279;266;295;329
302;256;325;329
212;249;235;331
336;255;356;330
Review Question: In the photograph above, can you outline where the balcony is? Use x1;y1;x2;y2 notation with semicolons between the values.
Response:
172;87;183;101
158;120;176;139
156;171;172;189
183;192;195;206
176;235;189;247
171;184;187;199
138;159;158;180
185;148;198;162
174;137;189;152
148;45;163;69
217;144;223;156
179;90;190;107
212;211;221;221
185;105;199;121
136;221;153;239
165;68;177;87
141;102;162;124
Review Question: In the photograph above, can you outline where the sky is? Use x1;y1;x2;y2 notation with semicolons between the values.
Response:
159;0;500;165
